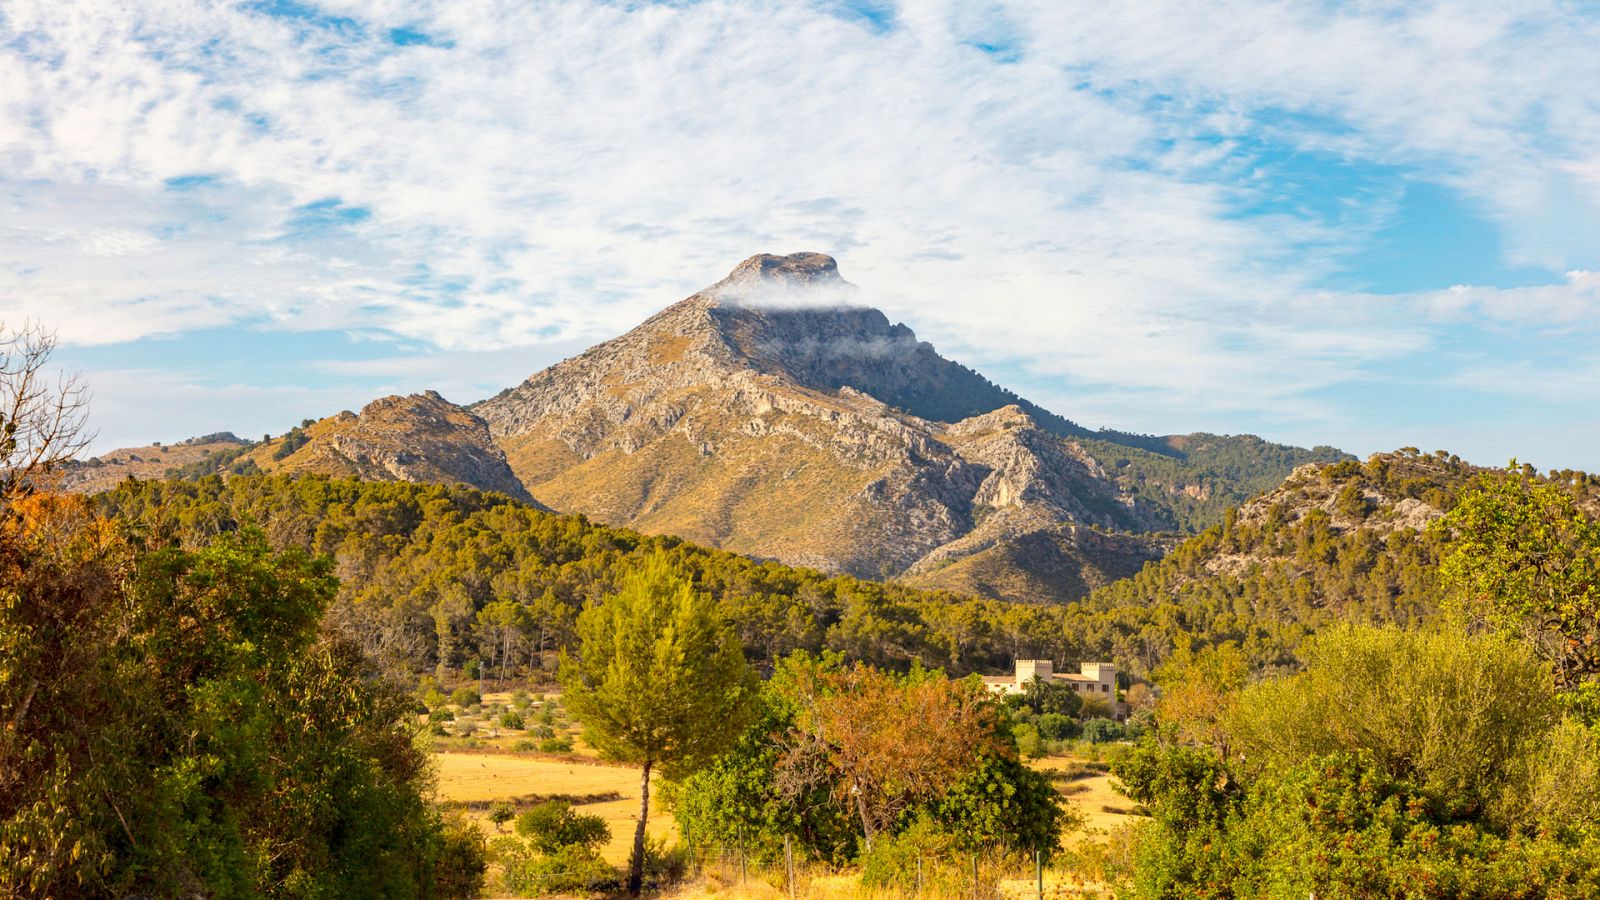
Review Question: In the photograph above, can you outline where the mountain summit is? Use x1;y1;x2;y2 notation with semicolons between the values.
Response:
475;254;1343;599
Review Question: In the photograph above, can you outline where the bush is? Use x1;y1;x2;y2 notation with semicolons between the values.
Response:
860;816;975;895
1013;722;1045;759
488;801;516;831
1083;718;1124;744
538;736;574;753
450;685;481;707
495;838;616;896
1038;713;1080;741
512;739;538;752
429;707;456;723
500;711;526;729
511;689;531;710
515;802;610;854
529;724;555;739
456;718;477;737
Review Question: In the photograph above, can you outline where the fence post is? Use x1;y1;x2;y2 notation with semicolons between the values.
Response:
785;834;795;900
971;852;979;900
915;855;922;898
738;824;747;885
1036;850;1043;900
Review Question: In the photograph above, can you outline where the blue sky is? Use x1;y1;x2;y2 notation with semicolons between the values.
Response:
3;0;1599;469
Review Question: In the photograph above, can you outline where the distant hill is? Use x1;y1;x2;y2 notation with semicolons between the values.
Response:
69;392;532;503
59;434;253;494
1068;449;1497;671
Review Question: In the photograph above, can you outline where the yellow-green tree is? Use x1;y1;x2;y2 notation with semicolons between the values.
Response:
559;553;757;895
1439;466;1600;704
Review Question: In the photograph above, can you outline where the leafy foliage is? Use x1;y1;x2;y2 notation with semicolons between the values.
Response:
559;552;757;893
0;493;483;898
1439;466;1600;703
1115;624;1600;898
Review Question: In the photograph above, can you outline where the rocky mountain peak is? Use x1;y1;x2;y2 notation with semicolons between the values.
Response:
713;252;844;292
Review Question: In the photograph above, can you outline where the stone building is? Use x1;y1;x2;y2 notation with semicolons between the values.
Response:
983;659;1126;720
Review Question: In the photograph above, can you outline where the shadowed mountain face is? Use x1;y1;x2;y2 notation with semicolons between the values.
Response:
474;253;1345;600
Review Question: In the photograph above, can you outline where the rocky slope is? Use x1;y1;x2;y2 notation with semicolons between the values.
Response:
59;432;251;494
68;393;532;502
475;252;1342;600
244;392;533;501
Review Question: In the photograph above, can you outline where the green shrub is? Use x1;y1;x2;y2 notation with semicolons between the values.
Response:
496;840;616;896
860;816;973;895
450;686;481;707
1013;722;1045;759
488;801;516;832
500;711;526;730
512;739;538;752
1037;713;1080;741
538;736;574;753
429;707;456;723
514;802;610;854
1083;718;1124;743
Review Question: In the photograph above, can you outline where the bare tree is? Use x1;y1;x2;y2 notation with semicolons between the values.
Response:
1;323;93;514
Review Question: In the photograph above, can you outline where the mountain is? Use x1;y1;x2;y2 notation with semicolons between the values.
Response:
66;253;1345;603
68;392;532;503
475;252;1345;600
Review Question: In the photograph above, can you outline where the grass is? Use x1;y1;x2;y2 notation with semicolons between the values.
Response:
432;745;675;867
428;687;1136;896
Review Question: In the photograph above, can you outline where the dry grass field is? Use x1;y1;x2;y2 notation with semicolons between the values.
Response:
433;750;676;866
435;734;1138;897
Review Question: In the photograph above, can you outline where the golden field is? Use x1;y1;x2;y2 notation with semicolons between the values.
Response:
432;738;1135;897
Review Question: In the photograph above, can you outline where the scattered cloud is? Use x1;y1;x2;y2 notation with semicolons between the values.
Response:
2;1;1597;466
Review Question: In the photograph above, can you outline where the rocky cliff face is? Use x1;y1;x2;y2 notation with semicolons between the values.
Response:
250;391;534;502
475;253;1329;601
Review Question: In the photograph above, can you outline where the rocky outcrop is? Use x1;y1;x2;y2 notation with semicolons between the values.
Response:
252;391;535;502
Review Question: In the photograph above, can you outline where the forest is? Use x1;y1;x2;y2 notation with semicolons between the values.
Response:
85;445;1511;692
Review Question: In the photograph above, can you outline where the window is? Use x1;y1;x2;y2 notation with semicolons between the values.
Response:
1101;684;1110;693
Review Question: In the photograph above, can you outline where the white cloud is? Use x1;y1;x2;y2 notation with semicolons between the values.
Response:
2;1;1598;465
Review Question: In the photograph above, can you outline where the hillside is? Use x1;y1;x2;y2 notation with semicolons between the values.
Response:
58;432;252;493
243;391;533;502
67;392;533;503
91;451;1576;684
476;252;1344;600
1069;449;1502;670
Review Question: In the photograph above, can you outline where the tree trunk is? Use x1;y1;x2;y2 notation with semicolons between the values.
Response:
629;759;652;895
853;781;876;849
